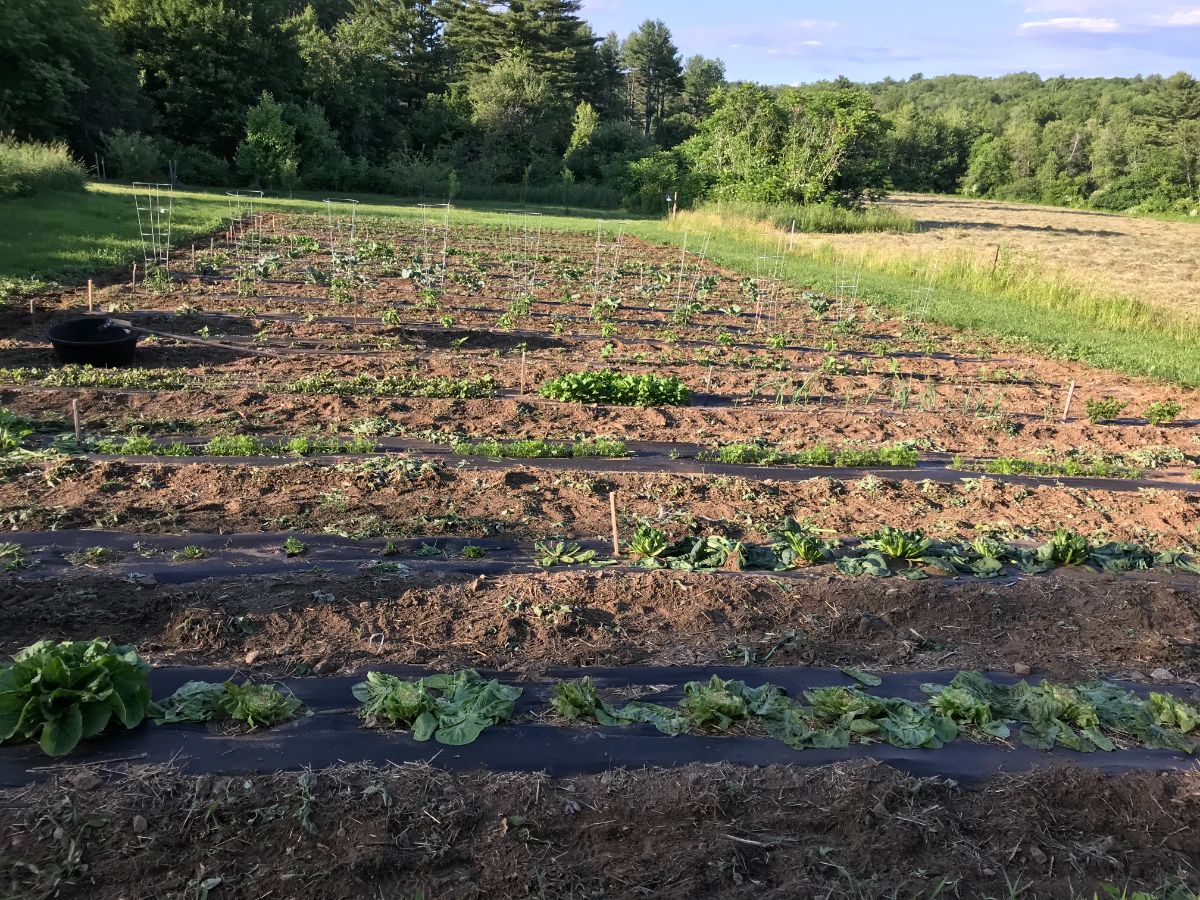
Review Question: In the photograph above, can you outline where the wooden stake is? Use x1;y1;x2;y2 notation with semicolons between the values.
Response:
72;400;82;447
991;244;1001;273
28;298;35;326
608;491;620;557
191;244;196;270
519;349;527;396
131;263;137;288
87;279;94;313
1061;380;1076;423
705;365;713;396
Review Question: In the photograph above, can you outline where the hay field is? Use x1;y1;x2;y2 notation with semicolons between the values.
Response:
796;193;1200;320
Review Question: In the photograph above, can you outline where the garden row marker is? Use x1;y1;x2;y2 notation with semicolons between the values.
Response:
1062;380;1076;423
28;298;34;326
87;280;94;313
72;400;82;447
609;492;620;557
131;263;137;288
519;349;527;396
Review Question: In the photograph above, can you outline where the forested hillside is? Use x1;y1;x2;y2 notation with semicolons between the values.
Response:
867;72;1200;213
1;0;1196;213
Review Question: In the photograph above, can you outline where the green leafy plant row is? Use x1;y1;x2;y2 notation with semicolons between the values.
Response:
80;433;378;458
0;366;497;401
5;643;1198;759
951;454;1144;480
703;442;919;468
451;437;628;459
553;671;1200;755
539;370;689;406
619;520;1200;579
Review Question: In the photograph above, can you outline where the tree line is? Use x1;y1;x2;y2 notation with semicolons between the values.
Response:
1;1;1196;213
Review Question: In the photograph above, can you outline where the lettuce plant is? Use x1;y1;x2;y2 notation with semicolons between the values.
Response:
0;639;151;756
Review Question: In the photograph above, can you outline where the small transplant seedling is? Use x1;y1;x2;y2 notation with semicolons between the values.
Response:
865;526;931;561
153;680;304;730
534;541;597;567
282;537;308;557
1144;400;1182;426
0;541;25;571
68;546;120;566
1085;397;1128;425
352;669;522;745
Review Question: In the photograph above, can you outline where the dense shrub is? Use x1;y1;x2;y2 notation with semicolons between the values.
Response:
104;129;165;181
0;137;86;198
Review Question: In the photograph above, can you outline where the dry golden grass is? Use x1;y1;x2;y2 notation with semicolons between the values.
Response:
808;193;1200;320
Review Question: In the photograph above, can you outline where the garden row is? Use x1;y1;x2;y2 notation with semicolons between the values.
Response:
4;638;1198;761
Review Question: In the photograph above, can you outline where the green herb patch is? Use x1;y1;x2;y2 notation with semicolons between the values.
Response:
702;442;918;468
540;371;689;406
952;455;1143;480
0;639;152;756
451;437;628;459
82;433;378;458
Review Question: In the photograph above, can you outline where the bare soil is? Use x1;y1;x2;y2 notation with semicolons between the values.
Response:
0;457;1196;548
1;568;1197;682
2;760;1197;899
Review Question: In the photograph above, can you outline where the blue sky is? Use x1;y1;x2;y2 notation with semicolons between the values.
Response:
580;0;1200;83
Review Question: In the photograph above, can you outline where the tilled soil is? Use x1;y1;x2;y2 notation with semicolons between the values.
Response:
0;457;1195;547
2;760;1197;899
2;568;1197;681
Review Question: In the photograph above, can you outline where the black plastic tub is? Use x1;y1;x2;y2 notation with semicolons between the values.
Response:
47;318;140;367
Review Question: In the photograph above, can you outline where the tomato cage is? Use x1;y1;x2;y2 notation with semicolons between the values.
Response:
225;190;265;264
132;182;174;278
323;198;363;325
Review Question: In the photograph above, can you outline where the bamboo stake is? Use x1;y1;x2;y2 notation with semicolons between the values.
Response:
608;492;620;557
87;279;94;313
72;400;82;447
1061;380;1076;423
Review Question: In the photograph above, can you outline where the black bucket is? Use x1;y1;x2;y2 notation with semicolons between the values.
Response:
47;317;140;367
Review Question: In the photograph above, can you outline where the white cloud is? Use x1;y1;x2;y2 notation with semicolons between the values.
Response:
1161;7;1200;25
1019;16;1122;31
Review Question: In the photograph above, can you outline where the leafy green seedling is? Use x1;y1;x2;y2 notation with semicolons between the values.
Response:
282;537;308;557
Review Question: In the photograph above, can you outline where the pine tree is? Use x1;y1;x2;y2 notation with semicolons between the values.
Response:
620;20;682;138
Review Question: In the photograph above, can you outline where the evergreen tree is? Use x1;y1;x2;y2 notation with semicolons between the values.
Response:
620;20;682;138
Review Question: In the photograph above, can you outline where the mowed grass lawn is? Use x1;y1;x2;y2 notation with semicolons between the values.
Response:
3;181;1200;387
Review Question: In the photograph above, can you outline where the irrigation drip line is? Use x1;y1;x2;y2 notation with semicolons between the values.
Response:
1;665;1194;787
30;435;1200;494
